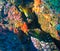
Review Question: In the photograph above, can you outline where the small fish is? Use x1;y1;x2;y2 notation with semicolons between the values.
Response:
18;5;29;17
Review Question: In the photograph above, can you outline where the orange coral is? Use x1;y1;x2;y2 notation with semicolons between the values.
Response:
14;21;28;34
32;6;40;14
34;0;42;6
32;0;43;14
21;22;28;34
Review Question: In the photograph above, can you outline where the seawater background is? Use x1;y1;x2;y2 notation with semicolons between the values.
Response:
45;0;60;14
